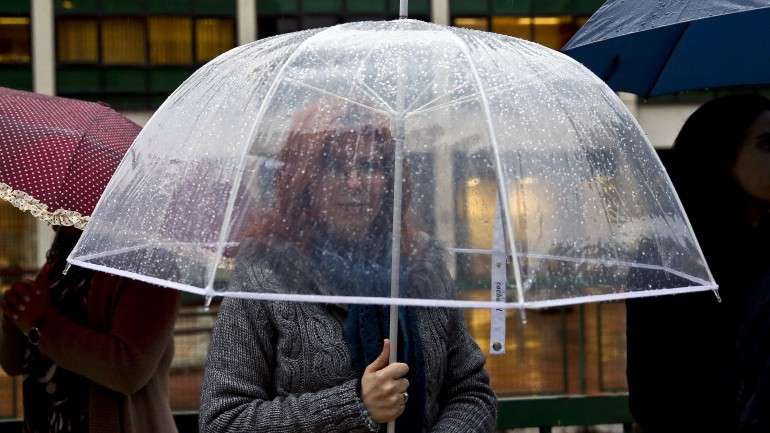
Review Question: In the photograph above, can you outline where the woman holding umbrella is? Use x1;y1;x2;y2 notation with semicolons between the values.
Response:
199;102;498;432
1;227;181;433
0;87;181;433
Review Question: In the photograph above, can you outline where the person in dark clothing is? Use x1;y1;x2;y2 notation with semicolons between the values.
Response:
626;94;770;433
1;227;181;433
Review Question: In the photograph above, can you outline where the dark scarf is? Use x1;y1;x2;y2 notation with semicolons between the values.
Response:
314;243;427;433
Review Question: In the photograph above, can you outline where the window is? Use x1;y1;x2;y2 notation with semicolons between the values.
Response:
450;0;487;15
257;15;298;38
302;15;339;30
0;17;30;63
531;16;575;49
101;17;146;65
57;18;98;63
491;16;531;39
453;17;489;31
195;18;235;63
451;1;597;50
148;17;193;65
303;0;343;14
0;202;38;293
56;9;237;109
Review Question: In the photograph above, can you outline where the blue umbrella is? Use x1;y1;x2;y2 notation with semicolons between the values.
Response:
563;0;770;97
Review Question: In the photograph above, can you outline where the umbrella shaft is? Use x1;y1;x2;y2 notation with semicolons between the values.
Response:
388;135;404;367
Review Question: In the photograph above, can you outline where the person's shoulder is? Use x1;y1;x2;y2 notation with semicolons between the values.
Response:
232;237;321;294
230;238;289;292
218;296;273;322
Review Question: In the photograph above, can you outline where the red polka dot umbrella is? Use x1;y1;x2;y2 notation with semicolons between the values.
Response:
0;87;140;229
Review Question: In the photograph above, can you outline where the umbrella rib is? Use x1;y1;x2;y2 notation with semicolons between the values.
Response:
406;81;471;115
403;80;437;113
444;28;527;308
523;252;712;286
449;248;711;287
347;41;398;114
73;240;240;263
406;80;533;118
407;93;478;117
284;77;395;116
520;285;717;309
449;247;506;255
646;22;690;97
356;79;397;114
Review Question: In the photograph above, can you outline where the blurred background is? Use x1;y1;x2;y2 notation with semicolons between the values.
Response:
1;1;768;431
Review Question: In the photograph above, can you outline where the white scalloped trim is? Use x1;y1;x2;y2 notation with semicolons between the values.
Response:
0;182;89;229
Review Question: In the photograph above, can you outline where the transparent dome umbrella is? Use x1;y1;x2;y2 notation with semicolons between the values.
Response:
67;19;716;331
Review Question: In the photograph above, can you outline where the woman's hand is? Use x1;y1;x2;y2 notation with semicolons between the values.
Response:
1;265;52;335
360;339;410;423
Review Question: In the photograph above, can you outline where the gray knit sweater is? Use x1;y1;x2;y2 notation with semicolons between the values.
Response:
199;240;497;433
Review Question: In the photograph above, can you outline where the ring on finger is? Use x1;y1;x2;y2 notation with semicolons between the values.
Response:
402;392;409;405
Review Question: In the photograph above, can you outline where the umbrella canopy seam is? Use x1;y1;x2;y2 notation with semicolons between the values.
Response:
444;27;526;306
644;22;690;96
53;108;114;218
202;26;333;294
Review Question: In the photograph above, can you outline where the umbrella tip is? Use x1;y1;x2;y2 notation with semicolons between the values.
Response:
62;263;71;276
204;295;214;311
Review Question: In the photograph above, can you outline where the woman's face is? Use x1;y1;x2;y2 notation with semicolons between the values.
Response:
310;132;389;241
732;110;770;203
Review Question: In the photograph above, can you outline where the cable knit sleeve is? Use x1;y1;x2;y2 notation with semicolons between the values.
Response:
430;309;497;433
199;297;374;433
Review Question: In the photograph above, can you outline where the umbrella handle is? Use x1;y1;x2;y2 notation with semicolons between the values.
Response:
387;304;398;433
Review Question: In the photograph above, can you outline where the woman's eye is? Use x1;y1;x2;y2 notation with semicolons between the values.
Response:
363;161;385;172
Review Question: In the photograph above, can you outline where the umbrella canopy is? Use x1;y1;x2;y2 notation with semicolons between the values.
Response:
563;0;770;97
0;87;140;228
68;19;715;309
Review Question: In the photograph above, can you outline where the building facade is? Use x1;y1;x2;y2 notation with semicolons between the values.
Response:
0;0;760;422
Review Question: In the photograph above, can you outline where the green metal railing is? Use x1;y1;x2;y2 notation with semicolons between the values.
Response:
0;395;633;433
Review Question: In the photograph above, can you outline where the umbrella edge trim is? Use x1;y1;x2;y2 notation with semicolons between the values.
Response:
0;181;89;229
63;256;722;310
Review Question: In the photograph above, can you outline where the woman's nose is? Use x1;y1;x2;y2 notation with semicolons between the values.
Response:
346;170;364;188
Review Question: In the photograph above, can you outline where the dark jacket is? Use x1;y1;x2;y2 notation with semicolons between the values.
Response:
199;239;497;433
736;271;770;433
